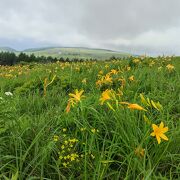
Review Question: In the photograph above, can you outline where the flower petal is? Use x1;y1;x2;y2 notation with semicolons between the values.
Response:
156;135;161;144
150;132;155;136
162;127;168;133
160;134;169;141
69;93;76;98
159;122;164;128
152;124;158;131
79;90;84;96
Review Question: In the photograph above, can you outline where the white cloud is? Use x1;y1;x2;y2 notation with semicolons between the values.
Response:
0;0;180;55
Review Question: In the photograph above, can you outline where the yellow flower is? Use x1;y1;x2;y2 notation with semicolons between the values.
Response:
80;127;86;131
133;59;140;63
127;103;147;111
110;69;118;75
128;75;135;81
61;145;65;149
62;162;68;167
53;135;59;142
59;155;63;160
91;129;96;133
127;66;131;71
104;74;113;84
166;64;175;72
96;79;103;86
62;128;67;132
66;89;85;112
99;89;112;105
98;70;103;75
91;128;99;134
82;78;87;84
150;122;169;144
149;61;155;67
65;101;71;113
135;147;145;158
90;154;95;159
120;102;146;111
69;89;85;104
70;153;79;161
69;138;78;143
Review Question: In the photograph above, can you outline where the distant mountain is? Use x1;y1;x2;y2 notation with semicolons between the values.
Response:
0;47;17;52
0;46;132;59
23;47;132;59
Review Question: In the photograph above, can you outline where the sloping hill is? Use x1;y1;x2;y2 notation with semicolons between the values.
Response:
0;46;132;59
0;47;17;52
23;47;131;59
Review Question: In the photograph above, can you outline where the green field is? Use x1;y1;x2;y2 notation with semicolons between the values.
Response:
0;56;179;179
0;47;132;60
24;47;131;59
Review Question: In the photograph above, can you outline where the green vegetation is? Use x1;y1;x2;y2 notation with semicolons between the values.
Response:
24;47;131;59
0;56;179;179
1;47;132;60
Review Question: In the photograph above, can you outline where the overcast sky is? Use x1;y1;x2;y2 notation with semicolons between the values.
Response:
0;0;180;55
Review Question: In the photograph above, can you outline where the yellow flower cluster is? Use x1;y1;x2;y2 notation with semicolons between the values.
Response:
166;64;175;72
91;128;99;134
66;89;85;113
96;69;120;87
98;90;168;144
140;94;163;111
0;65;30;78
54;134;81;168
133;59;141;64
53;126;99;168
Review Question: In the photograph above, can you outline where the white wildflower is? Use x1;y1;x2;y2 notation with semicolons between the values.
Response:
5;92;13;96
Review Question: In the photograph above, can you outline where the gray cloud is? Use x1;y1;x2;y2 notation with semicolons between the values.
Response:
0;0;180;55
80;0;180;38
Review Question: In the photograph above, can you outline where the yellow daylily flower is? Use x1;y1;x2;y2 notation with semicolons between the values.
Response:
110;69;118;75
82;78;87;84
66;89;85;113
166;64;175;72
150;122;169;144
104;74;113;84
128;75;135;81
99;89;112;105
128;103;147;111
120;102;146;111
69;89;85;103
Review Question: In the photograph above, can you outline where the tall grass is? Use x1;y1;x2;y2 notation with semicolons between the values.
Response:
0;57;179;179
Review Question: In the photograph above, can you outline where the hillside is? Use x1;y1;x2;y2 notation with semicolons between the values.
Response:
24;47;131;59
0;47;132;59
0;47;16;52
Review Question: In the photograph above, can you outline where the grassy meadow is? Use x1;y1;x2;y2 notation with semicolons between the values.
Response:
0;56;180;179
23;47;131;60
0;47;131;60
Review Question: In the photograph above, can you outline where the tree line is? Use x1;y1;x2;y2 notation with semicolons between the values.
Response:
0;52;99;65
